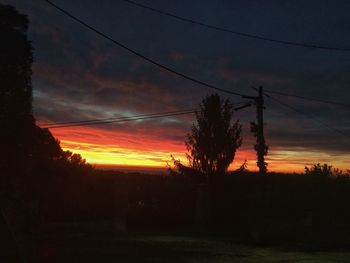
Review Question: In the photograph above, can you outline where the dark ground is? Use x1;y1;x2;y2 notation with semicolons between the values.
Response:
29;234;350;263
0;228;343;263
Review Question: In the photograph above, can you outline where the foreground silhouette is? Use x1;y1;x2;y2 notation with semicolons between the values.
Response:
171;94;242;178
189;94;242;177
0;4;92;261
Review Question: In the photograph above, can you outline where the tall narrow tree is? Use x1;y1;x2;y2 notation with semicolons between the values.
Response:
186;94;242;177
0;4;63;170
1;4;35;168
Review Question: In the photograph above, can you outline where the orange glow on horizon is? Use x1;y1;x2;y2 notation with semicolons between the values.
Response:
46;125;349;174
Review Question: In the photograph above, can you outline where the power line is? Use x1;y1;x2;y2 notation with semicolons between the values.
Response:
44;1;348;110
40;101;248;127
265;93;350;139
120;0;350;52
44;0;245;98
41;100;248;129
263;88;350;108
41;109;196;127
42;1;350;140
40;108;197;126
41;110;196;129
341;0;350;6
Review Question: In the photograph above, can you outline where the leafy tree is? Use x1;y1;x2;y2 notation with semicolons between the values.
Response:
0;4;93;174
167;155;202;178
186;94;242;176
0;5;93;246
250;121;268;174
63;150;93;170
305;163;332;177
305;163;345;177
1;4;36;168
0;4;33;124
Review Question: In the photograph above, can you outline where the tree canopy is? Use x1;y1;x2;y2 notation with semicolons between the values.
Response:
0;4;90;172
0;4;33;124
186;94;242;176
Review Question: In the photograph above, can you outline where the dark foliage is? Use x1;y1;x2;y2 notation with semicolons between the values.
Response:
0;4;92;172
0;7;93;257
250;121;268;172
185;94;242;177
1;4;34;169
0;4;66;171
250;86;268;174
305;163;347;177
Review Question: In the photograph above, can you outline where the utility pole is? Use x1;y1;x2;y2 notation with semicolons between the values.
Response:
256;86;268;175
241;86;268;175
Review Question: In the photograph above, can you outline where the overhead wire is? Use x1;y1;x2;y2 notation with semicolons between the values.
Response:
44;1;349;108
40;108;197;126
40;101;248;127
44;0;350;109
43;0;350;140
263;89;350;108
41;110;196;129
44;0;245;98
120;0;350;52
264;93;350;139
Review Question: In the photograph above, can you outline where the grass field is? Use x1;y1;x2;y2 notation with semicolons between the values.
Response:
31;234;350;262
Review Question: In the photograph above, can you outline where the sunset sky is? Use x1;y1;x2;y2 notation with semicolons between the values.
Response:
6;0;350;172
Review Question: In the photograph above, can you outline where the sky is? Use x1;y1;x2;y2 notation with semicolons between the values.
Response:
5;0;350;172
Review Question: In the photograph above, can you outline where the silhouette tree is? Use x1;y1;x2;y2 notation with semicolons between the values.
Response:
0;7;94;254
0;4;94;175
1;4;35;168
305;163;344;177
0;4;70;171
250;86;268;175
0;4;33;124
63;150;93;171
186;94;242;177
